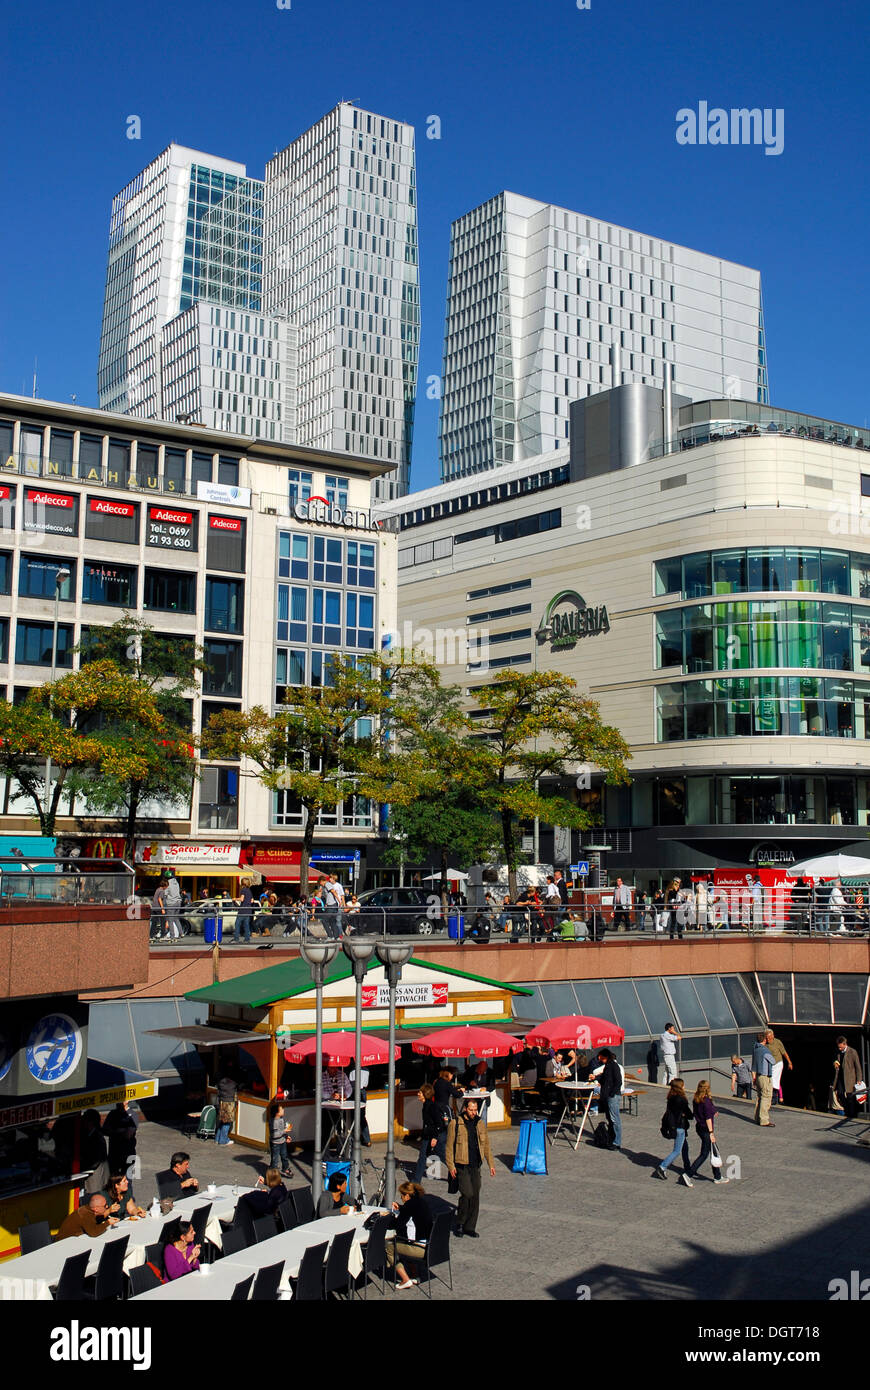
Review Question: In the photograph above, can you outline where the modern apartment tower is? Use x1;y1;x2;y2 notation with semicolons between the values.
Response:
438;191;768;481
264;103;420;501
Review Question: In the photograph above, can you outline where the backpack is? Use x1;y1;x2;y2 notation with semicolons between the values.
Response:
661;1108;677;1140
592;1121;611;1148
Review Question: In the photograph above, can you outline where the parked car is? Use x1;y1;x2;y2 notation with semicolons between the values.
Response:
182;896;239;936
355;886;443;936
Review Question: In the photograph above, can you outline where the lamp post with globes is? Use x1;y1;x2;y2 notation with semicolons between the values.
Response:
375;938;413;1206
342;934;378;1202
44;565;71;824
298;935;339;1206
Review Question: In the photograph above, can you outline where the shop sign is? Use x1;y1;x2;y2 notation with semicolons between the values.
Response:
197;481;251;507
361;983;448;1010
749;843;795;867
251;845;302;867
89;498;135;517
136;841;241;866
54;1079;157;1115
147;504;197;551
0;1099;53;1129
537;589;610;649
293;495;380;533
24;487;78;536
86;837;126;859
209;515;242;532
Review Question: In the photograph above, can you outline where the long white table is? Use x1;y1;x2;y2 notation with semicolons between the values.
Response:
132;1263;253;1302
0;1185;255;1301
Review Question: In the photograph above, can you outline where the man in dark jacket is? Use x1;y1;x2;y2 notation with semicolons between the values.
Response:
833;1036;864;1118
445;1098;495;1238
596;1049;624;1152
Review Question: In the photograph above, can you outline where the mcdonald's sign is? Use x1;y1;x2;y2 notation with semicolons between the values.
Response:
86;837;126;859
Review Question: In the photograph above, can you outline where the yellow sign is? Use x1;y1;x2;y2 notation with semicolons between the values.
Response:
53;1080;157;1116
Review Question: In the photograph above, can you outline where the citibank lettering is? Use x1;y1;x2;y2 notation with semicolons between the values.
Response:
539;590;610;649
293;496;380;532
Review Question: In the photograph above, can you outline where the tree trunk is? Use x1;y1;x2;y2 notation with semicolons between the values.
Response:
43;773;67;838
299;802;318;897
502;807;518;900
124;782;142;864
440;843;449;924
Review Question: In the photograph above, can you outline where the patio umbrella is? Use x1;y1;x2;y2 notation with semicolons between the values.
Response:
525;1016;625;1052
282;1031;400;1066
411;1024;523;1058
787;853;870;879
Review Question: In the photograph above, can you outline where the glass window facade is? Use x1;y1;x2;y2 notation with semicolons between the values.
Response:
15;620;73;666
205;578;243;634
656;599;870;674
656;676;870;742
18;556;75;600
143;568;197;613
632;773;870;826
82;561;137;607
203;639;242;696
655;547;869;600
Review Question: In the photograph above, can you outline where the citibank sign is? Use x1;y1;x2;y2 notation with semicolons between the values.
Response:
293;495;380;532
538;589;610;650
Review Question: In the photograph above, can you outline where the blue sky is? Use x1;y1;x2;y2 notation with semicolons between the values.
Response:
1;0;867;490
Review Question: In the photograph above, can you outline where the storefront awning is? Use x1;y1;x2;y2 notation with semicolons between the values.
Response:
0;1059;158;1130
143;1026;268;1047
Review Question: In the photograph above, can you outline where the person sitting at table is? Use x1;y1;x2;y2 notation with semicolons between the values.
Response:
387;1181;434;1290
56;1192;119;1240
242;1167;288;1219
463;1059;494;1092
317;1170;353;1218
574;1050;593;1083
161;1219;201;1280
155;1151;199;1199
321;1067;352;1151
105;1173;146;1220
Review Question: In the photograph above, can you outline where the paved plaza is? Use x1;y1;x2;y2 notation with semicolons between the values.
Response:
132;1094;870;1301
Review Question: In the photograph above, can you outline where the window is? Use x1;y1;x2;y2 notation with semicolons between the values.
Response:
15;620;73;666
143;569;197;613
288;469;312;507
191;452;213;488
204;640;242;696
346;593;375;649
47;431;74;477
18;555;74;600
346;540;375;587
279;533;309;580
467;578;532;602
82;561;137;607
0;617;7;662
205;578;243;634
206;516;246;572
218;456;240;486
0;552;10;594
313;536;342;584
200;700;241;737
198;765;239;830
135;444;159;486
85;496;139;544
326;475;349;508
163;448;186;493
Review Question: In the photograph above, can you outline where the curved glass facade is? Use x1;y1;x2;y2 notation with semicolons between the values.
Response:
656;600;870;674
626;774;870;827
655;547;870;600
657;676;870;741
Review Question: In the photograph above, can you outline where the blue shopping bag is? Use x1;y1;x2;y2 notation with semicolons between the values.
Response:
513;1118;548;1175
324;1160;351;1184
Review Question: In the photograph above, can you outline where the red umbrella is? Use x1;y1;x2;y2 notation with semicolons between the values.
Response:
283;1031;400;1066
411;1025;523;1059
525;1016;625;1051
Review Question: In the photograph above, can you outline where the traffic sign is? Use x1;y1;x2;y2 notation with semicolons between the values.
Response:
570;861;590;876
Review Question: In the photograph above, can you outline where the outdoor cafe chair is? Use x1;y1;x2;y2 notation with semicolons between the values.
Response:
253;1215;278;1244
18;1220;51;1255
220;1225;250;1257
52;1250;90;1301
143;1242;164;1274
289;1186;315;1227
128;1264;163;1297
276;1198;296;1233
415;1211;454;1298
189;1201;214;1261
234;1199;257;1245
322;1227;355;1300
250;1261;284;1301
292;1242;327;1301
81;1233;130;1301
157;1173;184;1202
231;1273;255;1300
360;1214;392;1298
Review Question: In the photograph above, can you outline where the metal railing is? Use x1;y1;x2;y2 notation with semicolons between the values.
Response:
0;855;135;909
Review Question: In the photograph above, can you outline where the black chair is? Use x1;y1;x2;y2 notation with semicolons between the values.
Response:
276;1199;296;1233
234;1200;257;1246
156;1173;184;1202
143;1242;164;1275
18;1221;51;1255
292;1241;326;1301
189;1202;215;1262
230;1273;254;1301
250;1260;284;1301
52;1250;90;1301
220;1225;250;1257
323;1227;354;1300
81;1234;130;1301
289;1187;314;1227
360;1214;391;1298
416;1211;453;1298
253;1215;277;1244
128;1264;163;1297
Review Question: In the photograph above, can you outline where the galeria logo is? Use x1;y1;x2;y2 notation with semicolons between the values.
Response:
50;1322;152;1370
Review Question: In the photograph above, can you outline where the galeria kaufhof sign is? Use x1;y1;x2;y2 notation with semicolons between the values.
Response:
538;589;610;649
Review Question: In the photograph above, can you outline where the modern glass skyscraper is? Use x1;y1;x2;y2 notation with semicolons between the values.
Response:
264;103;420;502
439;191;768;481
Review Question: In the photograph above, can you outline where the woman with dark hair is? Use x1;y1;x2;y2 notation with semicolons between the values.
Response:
432;1068;464;1127
652;1079;693;1183
105;1173;146;1220
161;1219;201;1280
684;1079;729;1187
267;1098;293;1174
413;1084;444;1181
387;1181;433;1290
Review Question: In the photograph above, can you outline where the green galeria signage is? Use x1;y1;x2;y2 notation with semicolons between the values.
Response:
537;589;610;649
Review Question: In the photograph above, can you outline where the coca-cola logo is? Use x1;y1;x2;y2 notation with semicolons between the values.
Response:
89;499;135;517
26;490;73;509
149;508;192;525
209;516;242;532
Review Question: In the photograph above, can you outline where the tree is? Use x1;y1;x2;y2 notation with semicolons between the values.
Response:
68;619;199;858
0;658;186;838
200;655;391;892
470;671;631;898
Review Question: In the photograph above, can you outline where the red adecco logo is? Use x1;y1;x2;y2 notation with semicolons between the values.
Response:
150;507;192;525
209;516;242;532
26;490;73;508
90;499;135;517
0;486;12;500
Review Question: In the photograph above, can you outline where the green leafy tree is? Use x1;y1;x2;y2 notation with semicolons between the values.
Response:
470;670;631;898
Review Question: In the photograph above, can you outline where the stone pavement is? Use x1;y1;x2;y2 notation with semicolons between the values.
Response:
130;1096;870;1301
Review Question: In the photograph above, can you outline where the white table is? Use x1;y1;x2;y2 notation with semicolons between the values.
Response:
132;1264;252;1301
550;1082;598;1149
221;1212;379;1294
0;1185;255;1301
322;1100;356;1158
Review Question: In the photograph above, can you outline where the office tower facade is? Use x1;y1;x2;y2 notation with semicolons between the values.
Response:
264;103;420;501
438;191;768;481
98;145;293;443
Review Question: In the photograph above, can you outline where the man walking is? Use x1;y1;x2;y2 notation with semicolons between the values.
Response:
319;874;344;940
765;1028;792;1106
596;1048;625;1152
445;1097;495;1238
612;878;632;932
163;872;183;941
833;1035;864;1118
752;1030;775;1127
660;1022;680;1084
553;869;569;923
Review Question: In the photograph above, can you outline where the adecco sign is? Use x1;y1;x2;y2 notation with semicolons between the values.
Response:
537;589;610;650
293;495;380;532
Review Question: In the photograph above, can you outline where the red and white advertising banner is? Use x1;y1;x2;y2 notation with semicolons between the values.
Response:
693;868;795;927
135;841;240;866
361;983;448;1010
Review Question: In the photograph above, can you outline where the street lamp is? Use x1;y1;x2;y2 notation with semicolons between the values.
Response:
298;936;340;1205
44;566;71;823
374;938;413;1206
342;935;378;1202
